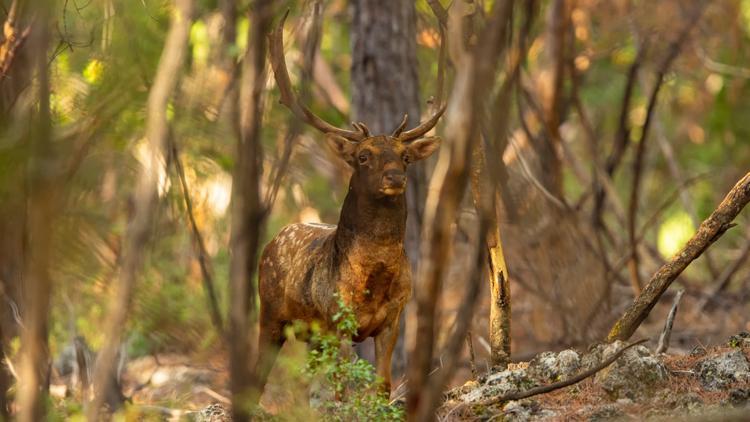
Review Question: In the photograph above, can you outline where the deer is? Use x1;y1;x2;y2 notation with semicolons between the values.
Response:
254;14;445;399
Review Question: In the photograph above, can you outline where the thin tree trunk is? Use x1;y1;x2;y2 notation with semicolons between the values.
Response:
17;2;53;418
408;1;515;419
227;0;272;418
470;145;511;368
0;308;7;419
87;0;194;418
350;0;422;378
1;3;34;417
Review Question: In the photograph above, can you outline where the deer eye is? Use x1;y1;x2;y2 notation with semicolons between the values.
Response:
358;151;370;165
402;153;411;165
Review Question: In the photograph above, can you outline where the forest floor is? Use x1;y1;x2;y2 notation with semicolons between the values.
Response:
439;333;750;421
47;333;750;420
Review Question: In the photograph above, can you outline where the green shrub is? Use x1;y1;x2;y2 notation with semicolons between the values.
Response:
304;295;404;421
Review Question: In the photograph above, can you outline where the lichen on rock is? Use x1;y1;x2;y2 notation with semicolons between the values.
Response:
457;368;536;403
695;349;750;390
502;399;557;421
526;349;581;383
728;332;750;349
593;340;669;400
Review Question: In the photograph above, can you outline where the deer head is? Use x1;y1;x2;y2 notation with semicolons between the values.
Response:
268;12;444;198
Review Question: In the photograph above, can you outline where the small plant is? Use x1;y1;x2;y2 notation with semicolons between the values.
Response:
304;294;404;421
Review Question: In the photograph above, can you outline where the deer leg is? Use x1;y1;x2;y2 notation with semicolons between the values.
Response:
374;318;400;396
254;314;286;400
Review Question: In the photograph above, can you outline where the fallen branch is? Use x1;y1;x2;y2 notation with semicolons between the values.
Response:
656;289;684;354
478;339;648;406
608;172;750;342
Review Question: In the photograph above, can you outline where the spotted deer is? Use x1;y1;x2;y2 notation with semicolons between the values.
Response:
255;15;445;397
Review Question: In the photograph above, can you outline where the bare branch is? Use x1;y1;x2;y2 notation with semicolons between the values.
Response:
656;289;684;354
609;172;750;342
478;339;648;406
697;232;750;312
168;132;225;336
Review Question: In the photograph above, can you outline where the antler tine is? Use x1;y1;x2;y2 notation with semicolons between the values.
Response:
397;105;447;142
268;11;365;142
391;114;409;137
349;122;371;138
356;122;371;137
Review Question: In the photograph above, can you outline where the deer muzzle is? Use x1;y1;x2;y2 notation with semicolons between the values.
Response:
381;170;406;195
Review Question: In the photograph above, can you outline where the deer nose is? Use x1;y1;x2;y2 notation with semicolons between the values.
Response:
383;170;406;187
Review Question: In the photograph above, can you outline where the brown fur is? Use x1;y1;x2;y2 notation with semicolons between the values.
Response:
256;135;440;396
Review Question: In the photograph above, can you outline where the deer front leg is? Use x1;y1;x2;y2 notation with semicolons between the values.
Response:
374;316;400;396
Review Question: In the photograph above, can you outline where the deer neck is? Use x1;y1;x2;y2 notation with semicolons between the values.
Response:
334;182;406;256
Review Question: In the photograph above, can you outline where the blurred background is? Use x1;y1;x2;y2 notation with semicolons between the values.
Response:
1;0;749;417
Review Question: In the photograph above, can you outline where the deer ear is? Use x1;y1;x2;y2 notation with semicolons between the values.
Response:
326;133;358;167
407;136;441;162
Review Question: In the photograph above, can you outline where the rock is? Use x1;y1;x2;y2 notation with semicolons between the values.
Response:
503;399;556;421
527;349;581;383
689;346;708;357
593;340;669;400
728;332;750;349
694;349;750;390
728;388;750;407
654;389;703;412
584;404;625;421
185;403;232;422
454;368;536;403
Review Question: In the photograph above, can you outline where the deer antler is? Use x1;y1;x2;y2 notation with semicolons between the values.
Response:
391;114;409;137
269;11;445;142
396;104;446;143
268;11;368;142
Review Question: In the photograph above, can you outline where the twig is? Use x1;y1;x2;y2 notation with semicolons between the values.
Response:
168;131;225;336
3;354;18;381
608;172;750;342
656;289;684;354
194;385;231;404
478;339;648;406
466;332;478;379
508;133;569;210
697;234;750;312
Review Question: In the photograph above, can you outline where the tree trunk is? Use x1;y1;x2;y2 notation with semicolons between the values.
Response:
470;143;511;368
0;2;34;416
17;2;53;418
349;0;422;378
227;0;272;418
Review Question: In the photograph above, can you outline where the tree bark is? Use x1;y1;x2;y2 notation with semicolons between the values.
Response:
0;1;34;416
608;172;750;342
17;2;53;418
349;0;422;378
470;143;511;368
227;0;272;418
